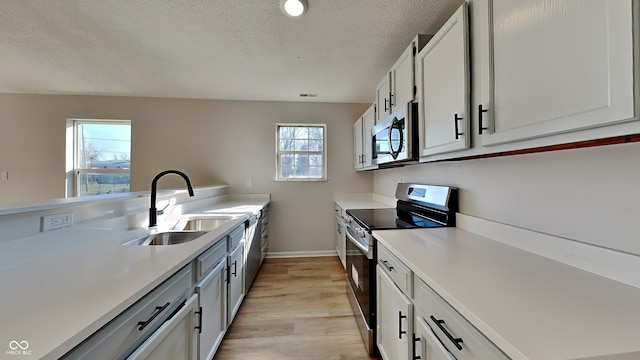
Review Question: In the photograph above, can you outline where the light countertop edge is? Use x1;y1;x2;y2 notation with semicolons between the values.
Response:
372;227;640;360
333;193;395;210
0;198;268;360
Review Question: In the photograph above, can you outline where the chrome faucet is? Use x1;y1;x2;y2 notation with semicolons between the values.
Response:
149;170;195;228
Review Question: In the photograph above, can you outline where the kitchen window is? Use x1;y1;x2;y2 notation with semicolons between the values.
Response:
276;124;327;181
66;119;131;197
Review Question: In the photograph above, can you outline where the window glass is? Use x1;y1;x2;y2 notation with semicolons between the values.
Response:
69;120;131;197
276;124;326;181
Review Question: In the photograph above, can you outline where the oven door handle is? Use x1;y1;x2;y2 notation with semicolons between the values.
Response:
346;228;372;258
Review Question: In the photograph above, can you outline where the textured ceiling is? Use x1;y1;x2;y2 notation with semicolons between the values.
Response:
0;0;463;103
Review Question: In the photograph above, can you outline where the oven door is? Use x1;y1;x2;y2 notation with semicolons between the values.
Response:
345;225;376;355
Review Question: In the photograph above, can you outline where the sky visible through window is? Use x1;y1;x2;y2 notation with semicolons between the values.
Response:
79;123;131;164
74;121;131;196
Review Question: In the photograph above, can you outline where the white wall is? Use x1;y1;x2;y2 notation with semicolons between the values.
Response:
0;93;373;253
373;142;640;256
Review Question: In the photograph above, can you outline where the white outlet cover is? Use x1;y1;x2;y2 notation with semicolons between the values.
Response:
42;212;73;231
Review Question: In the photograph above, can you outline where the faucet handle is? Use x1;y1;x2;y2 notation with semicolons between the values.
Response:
157;203;170;216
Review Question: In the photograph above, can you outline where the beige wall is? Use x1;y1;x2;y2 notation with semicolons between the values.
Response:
7;92;636;257
0;93;373;253
373;142;640;256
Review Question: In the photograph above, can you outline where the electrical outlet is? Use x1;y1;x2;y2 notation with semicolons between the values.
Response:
42;212;73;231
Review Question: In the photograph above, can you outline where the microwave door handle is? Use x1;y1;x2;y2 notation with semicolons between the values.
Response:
387;125;394;158
388;117;404;159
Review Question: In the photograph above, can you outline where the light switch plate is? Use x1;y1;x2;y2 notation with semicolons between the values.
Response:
0;171;7;181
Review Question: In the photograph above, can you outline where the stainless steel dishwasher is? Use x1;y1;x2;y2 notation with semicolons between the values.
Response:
245;213;262;290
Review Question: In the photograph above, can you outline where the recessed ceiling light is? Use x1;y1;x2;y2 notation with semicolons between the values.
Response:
280;0;308;17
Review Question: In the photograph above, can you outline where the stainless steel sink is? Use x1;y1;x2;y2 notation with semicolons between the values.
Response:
175;216;240;231
122;231;209;246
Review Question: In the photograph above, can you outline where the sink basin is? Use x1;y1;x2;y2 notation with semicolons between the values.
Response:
175;216;240;231
122;231;209;246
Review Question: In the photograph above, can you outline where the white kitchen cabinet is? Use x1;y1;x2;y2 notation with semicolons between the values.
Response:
227;239;245;325
476;0;637;147
418;3;471;158
377;243;417;360
414;276;509;360
354;117;364;169
376;35;431;123
376;74;392;123
376;265;413;360
126;294;199;360
61;266;193;360
195;259;227;360
414;315;456;360
354;103;377;171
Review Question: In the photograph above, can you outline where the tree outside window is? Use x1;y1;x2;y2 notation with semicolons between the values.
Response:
276;124;327;181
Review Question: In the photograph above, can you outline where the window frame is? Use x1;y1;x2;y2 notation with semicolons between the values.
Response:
66;119;131;197
275;123;328;181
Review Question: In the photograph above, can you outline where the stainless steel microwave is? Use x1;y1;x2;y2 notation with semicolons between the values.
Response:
371;102;418;166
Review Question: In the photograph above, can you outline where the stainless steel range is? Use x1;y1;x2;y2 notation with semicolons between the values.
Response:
343;183;458;357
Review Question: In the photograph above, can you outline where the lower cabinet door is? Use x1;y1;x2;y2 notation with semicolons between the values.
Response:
415;315;456;360
227;241;245;325
377;266;413;360
196;259;228;360
126;294;199;360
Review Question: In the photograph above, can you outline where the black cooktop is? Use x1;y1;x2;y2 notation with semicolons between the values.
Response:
346;208;444;230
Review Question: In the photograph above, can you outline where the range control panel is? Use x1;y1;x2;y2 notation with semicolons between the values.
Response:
395;183;457;210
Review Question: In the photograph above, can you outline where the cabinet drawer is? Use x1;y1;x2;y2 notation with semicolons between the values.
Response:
377;243;413;297
334;204;343;217
197;239;227;279
61;266;192;360
414;277;508;360
228;225;244;251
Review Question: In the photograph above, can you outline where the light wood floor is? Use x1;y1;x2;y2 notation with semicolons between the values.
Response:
213;256;372;360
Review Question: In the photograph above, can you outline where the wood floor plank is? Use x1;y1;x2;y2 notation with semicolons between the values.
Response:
213;256;372;360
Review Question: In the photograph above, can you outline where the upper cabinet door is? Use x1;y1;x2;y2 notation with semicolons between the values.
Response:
391;44;416;113
362;104;377;169
376;74;392;123
480;0;636;146
354;104;378;171
417;3;470;158
353;117;364;170
376;35;430;124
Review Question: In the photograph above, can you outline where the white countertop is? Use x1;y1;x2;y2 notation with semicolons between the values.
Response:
373;227;640;360
0;198;268;360
333;193;395;211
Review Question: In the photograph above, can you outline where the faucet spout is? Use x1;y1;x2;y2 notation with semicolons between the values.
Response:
149;170;195;228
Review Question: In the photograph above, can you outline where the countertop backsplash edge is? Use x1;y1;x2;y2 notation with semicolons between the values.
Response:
456;213;640;289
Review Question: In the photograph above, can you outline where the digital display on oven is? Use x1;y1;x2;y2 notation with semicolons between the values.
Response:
408;186;426;198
